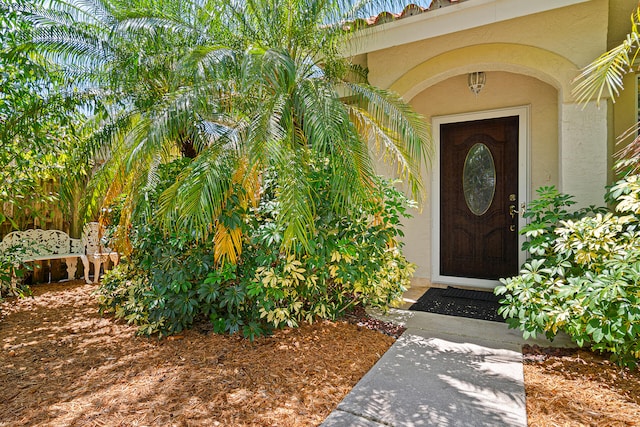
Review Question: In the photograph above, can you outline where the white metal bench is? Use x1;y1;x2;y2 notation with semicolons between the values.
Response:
0;229;85;291
0;222;119;291
81;222;119;284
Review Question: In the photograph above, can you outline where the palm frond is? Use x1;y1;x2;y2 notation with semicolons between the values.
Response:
19;0;115;28
67;0;117;25
293;78;373;210
573;6;640;105
181;45;237;80
614;123;640;174
213;222;243;265
122;85;209;171
343;82;431;203
348;105;413;176
157;145;237;239
115;16;200;39
272;147;316;252
77;109;140;220
31;26;114;70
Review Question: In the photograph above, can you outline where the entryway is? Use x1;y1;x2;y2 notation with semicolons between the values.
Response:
432;107;529;289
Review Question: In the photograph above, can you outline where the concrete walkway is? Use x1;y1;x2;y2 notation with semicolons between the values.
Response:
321;309;574;427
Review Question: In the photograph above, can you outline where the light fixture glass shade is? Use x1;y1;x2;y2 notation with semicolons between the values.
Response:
468;71;486;95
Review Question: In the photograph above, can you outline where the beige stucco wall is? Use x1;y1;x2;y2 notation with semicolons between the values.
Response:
613;74;638;142
358;0;623;283
610;73;639;181
395;72;558;281
365;0;609;99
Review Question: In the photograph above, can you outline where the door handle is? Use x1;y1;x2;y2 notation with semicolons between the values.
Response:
509;203;526;218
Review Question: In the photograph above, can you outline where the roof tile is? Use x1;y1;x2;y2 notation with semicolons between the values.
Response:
344;0;468;31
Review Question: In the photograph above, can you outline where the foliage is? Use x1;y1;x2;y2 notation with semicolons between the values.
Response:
17;0;431;260
0;245;33;299
496;181;640;368
0;243;34;324
98;159;415;339
0;0;86;230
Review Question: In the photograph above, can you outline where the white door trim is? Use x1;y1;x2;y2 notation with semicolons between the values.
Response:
431;106;530;289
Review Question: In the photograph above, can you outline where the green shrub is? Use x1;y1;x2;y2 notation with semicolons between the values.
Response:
98;158;415;339
0;244;33;298
496;181;640;368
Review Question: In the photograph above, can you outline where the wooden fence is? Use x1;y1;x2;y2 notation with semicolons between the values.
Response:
1;180;86;283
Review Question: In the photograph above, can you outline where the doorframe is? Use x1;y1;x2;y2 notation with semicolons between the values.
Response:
431;106;530;289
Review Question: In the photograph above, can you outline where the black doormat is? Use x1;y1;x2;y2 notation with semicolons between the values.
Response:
409;287;505;323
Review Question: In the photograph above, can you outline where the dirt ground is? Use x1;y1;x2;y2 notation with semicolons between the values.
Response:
1;282;640;427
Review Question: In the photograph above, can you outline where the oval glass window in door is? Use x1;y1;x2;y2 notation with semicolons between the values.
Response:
463;143;496;216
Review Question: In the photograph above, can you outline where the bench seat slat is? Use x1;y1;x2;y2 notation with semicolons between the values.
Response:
22;254;85;262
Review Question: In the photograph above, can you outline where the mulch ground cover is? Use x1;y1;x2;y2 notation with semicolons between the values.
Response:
0;281;395;427
2;282;640;426
523;345;640;427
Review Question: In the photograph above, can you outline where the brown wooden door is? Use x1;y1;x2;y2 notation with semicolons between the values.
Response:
440;116;519;280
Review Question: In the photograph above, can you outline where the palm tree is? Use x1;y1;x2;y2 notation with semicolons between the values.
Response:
20;0;431;262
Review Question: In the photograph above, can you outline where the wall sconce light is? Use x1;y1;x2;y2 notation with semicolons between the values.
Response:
468;71;486;96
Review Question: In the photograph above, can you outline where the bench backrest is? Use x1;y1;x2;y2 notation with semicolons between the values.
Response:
0;229;82;257
1;223;115;258
82;222;114;255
